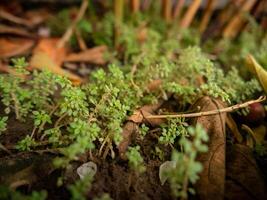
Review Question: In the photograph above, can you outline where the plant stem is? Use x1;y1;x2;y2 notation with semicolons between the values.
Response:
30;127;37;138
181;157;189;200
57;0;88;48
38;104;59;134
146;96;266;119
11;92;20;120
114;0;124;48
54;112;68;128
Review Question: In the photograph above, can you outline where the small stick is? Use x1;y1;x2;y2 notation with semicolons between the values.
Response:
173;0;185;20
146;96;266;119
180;0;201;29
162;0;172;23
223;0;257;39
130;0;140;13
199;0;217;34
57;0;88;48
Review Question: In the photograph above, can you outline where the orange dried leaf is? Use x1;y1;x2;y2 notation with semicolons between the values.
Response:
0;37;34;58
64;45;107;65
30;38;82;85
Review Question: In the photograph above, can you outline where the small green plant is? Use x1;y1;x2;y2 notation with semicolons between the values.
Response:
139;123;149;140
164;124;209;199
93;193;113;200
126;145;146;173
68;174;93;200
0;58;32;120
0;116;8;135
16;135;37;151
32;110;52;135
159;118;188;147
0;186;47;200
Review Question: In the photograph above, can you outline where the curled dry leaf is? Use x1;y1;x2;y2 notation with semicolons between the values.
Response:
117;121;138;159
30;38;83;85
225;144;267;200
0;37;34;58
119;102;165;159
64;45;107;65
127;102;165;126
226;114;243;143
146;79;162;92
246;55;267;93
191;96;226;200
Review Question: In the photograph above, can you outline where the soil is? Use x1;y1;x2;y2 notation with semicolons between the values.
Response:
0;104;173;200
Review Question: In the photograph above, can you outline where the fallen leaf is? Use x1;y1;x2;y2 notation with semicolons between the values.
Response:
226;114;243;143
246;55;267;93
30;38;82;85
117;121;138;159
64;45;107;65
191;96;226;200
225;144;267;200
146;79;162;92
0;37;34;58
128;102;165;126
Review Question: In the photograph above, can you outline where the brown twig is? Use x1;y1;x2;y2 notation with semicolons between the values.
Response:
75;28;87;51
180;0;201;29
146;96;266;119
57;0;88;48
199;0;217;34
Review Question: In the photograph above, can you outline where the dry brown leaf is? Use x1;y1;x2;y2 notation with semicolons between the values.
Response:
118;121;138;159
146;79;162;92
225;144;267;200
0;37;34;58
191;96;226;200
246;55;267;93
226;114;243;143
30;38;82;85
127;102;165;126
64;45;107;65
